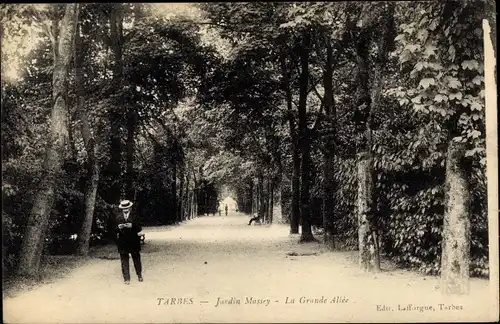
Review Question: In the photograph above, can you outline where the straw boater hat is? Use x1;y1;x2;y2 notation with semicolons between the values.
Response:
119;200;133;209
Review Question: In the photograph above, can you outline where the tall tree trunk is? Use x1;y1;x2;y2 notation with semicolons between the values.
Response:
67;107;78;162
266;178;270;223
267;179;271;223
263;176;269;223
363;4;396;270
107;3;124;205
483;19;499;296
74;17;100;256
248;179;254;215
249;182;252;213
186;190;191;220
281;56;300;234
280;173;292;224
184;184;189;220
356;5;395;271
440;141;471;294
298;33;315;243
322;38;336;249
190;189;194;219
357;151;377;270
269;179;274;224
255;179;259;216
193;187;199;217
252;179;257;216
282;57;300;234
185;173;190;220
258;174;266;220
193;189;197;218
171;160;177;223
299;136;315;242
191;189;195;219
251;180;254;215
178;167;184;222
192;171;197;218
125;110;136;200
17;4;80;276
355;27;378;271
192;185;197;218
291;151;300;232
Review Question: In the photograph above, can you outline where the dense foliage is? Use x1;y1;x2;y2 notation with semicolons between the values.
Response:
1;2;492;280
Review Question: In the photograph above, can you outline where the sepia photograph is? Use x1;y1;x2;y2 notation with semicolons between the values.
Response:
1;2;498;323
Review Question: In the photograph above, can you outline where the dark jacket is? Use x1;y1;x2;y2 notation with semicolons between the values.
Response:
114;209;142;253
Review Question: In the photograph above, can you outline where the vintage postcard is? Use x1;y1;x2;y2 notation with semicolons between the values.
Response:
2;2;498;323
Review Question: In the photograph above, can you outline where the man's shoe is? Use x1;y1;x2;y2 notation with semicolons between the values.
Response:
138;276;143;282
124;280;130;285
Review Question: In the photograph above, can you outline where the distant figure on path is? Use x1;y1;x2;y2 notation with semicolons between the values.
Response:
225;204;228;216
115;200;143;285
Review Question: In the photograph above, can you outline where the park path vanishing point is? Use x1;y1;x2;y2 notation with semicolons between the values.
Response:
3;212;494;323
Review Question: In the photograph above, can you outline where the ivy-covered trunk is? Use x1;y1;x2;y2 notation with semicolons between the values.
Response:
17;4;79;276
355;28;379;271
75;20;100;256
355;4;395;270
322;38;336;249
297;33;315;242
440;140;471;294
357;152;378;270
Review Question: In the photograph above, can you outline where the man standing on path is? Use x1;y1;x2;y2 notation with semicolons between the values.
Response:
115;200;143;285
225;204;228;216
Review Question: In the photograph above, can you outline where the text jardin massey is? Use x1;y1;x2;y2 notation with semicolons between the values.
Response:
213;296;349;307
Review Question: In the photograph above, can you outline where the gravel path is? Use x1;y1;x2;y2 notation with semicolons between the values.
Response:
3;212;496;323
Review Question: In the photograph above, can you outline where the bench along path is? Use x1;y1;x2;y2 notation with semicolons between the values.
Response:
3;212;494;323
